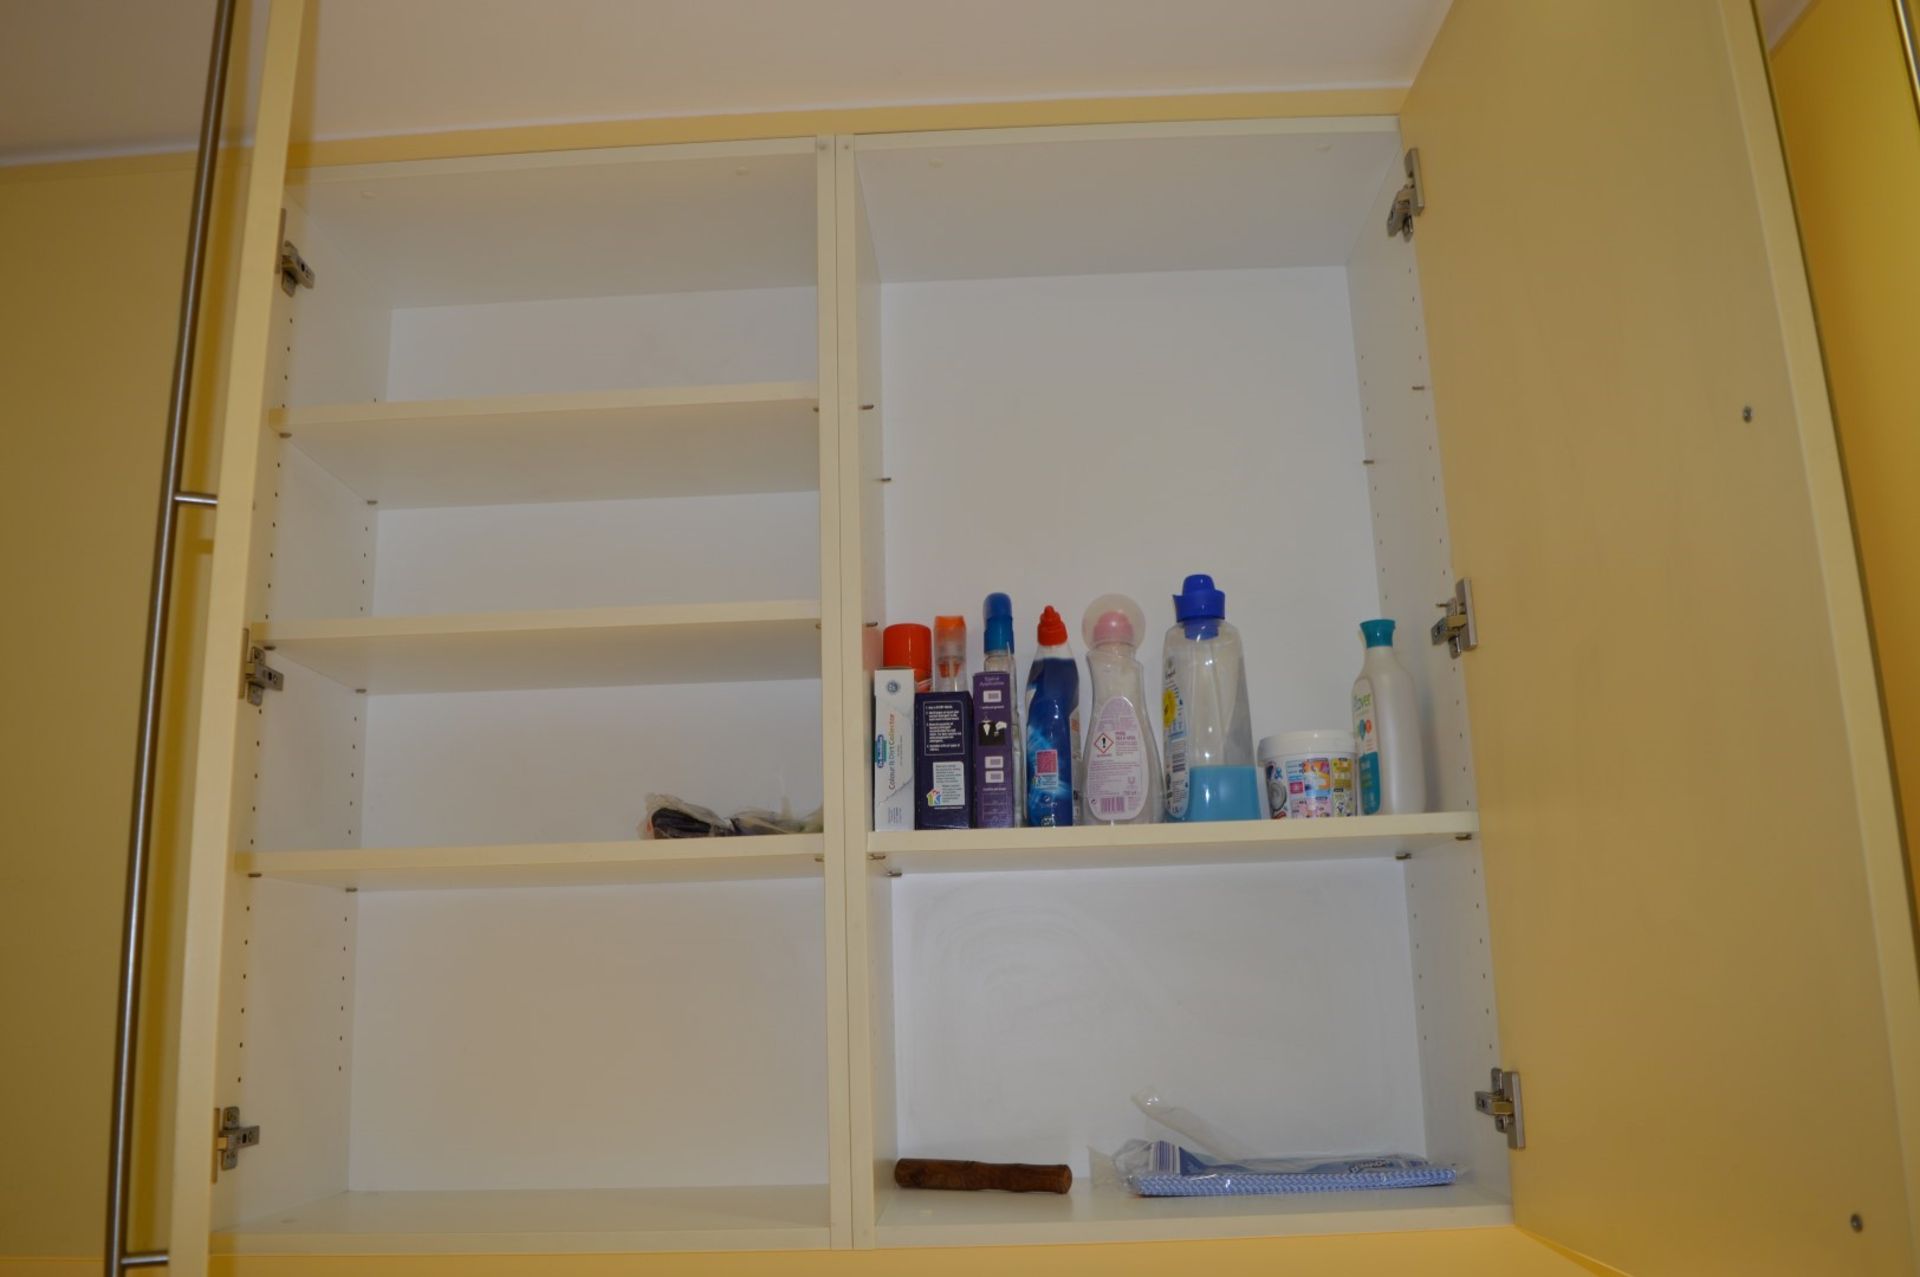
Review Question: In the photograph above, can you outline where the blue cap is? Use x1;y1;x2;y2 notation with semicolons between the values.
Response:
983;592;1014;653
1360;618;1396;648
1172;574;1226;623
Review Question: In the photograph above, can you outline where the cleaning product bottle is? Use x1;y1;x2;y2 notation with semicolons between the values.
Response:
933;615;968;692
1081;595;1161;824
1162;574;1262;822
883;623;932;693
982;593;1024;823
1352;619;1428;814
1024;605;1080;826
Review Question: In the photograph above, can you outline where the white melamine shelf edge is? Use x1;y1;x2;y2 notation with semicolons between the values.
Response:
269;382;822;508
270;380;819;430
254;601;823;693
852;116;1402;152
873;1180;1511;1248
211;1185;833;1255
867;811;1478;873
257;601;820;642
292;137;820;186
238;835;826;891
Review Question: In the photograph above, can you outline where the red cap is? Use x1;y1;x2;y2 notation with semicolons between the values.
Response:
883;623;931;682
1036;605;1068;646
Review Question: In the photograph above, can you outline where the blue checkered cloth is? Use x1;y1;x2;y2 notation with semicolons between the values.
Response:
1116;1140;1456;1197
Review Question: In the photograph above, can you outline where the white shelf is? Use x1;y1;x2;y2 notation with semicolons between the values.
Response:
213;1185;832;1255
240;835;825;891
867;812;1479;874
254;601;821;693
274;382;820;508
874;1179;1511;1247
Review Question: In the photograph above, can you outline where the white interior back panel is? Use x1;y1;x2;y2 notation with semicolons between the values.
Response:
348;879;830;1190
371;493;820;616
880;267;1380;739
291;144;818;309
891;860;1427;1174
385;287;819;401
856;125;1401;282
358;680;824;848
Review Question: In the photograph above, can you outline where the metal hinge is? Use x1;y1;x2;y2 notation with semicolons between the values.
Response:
1430;577;1479;657
1474;1067;1525;1149
241;630;283;705
213;1106;260;1176
1385;147;1425;241
277;210;315;296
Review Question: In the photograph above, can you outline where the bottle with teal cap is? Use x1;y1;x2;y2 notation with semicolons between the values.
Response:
1161;573;1262;821
1352;618;1428;814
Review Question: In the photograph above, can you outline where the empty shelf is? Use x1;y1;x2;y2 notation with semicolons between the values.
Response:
214;1184;832;1254
274;381;820;507
240;835;826;890
254;601;821;693
867;812;1479;874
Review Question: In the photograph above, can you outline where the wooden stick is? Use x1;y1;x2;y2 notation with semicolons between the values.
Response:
894;1158;1073;1194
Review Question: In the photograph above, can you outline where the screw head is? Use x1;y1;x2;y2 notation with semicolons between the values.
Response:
1850;1213;1864;1232
1742;405;1755;422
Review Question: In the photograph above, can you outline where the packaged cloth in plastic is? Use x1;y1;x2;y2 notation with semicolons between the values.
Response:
1114;1140;1455;1197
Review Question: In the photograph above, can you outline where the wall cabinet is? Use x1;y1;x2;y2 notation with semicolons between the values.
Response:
159;2;1920;1274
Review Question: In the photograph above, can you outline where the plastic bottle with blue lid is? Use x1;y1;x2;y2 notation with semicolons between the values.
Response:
1161;574;1262;822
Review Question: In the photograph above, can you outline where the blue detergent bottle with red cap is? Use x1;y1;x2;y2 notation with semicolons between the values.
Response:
1161;574;1262;821
1023;605;1081;826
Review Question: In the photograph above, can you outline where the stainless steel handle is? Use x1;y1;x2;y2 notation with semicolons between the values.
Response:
105;1;240;1271
1897;0;1920;126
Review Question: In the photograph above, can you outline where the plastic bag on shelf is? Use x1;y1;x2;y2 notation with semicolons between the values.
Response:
1115;1088;1454;1197
1131;1087;1258;1162
641;794;735;839
1113;1140;1456;1197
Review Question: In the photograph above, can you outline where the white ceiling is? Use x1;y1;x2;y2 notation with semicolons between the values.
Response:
0;0;1818;164
0;0;1451;163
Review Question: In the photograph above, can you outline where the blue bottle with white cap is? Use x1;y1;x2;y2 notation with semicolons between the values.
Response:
1161;574;1262;821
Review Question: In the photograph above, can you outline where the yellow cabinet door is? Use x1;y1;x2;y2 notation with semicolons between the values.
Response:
1401;2;1920;1273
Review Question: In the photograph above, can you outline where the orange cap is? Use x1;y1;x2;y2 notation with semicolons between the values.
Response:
934;614;966;638
882;623;932;683
1036;605;1068;646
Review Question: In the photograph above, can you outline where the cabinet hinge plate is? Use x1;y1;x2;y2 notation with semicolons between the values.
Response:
214;1105;260;1176
1385;147;1425;241
276;210;315;297
1474;1067;1525;1149
241;629;283;705
1430;577;1479;657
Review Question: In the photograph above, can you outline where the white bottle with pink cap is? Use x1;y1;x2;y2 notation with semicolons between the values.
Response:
1080;594;1163;825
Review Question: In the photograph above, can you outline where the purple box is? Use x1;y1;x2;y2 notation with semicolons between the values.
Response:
914;691;973;830
970;672;1015;828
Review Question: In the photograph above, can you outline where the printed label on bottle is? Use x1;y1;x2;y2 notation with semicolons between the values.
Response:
1069;709;1083;807
1086;697;1148;822
1267;753;1355;819
1353;682;1381;815
1162;660;1188;819
928;760;966;809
